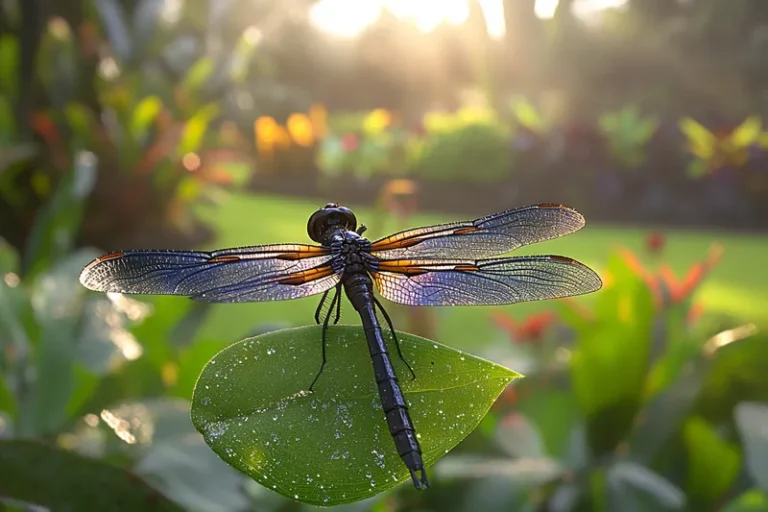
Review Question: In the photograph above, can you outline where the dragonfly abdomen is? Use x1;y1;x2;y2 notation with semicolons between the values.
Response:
343;275;430;489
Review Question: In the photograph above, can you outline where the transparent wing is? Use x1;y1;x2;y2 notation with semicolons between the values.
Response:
79;244;340;303
371;256;602;306
370;203;585;260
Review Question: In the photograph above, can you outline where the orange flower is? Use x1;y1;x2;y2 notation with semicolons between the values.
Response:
657;242;722;304
620;243;722;309
491;310;555;345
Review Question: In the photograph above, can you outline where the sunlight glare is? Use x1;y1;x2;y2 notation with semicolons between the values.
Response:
310;0;382;38
535;0;560;19
535;0;628;20
311;0;628;37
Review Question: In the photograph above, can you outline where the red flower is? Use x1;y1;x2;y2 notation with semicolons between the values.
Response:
491;310;555;345
646;232;665;253
341;133;359;152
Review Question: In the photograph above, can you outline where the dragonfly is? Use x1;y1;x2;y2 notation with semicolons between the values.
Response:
79;202;602;490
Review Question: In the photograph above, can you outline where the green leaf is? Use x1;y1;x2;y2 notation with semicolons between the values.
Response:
23;152;97;279
434;454;564;487
0;95;16;143
516;389;580;459
678;118;714;159
0;375;16;419
182;58;214;93
735;402;768;493
191;325;520;506
171;338;226;400
64;103;97;147
130;96;162;141
511;97;543;131
606;462;685;511
722;489;768;512
684;417;741;502
627;360;706;465
0;35;19;99
731;117;762;148
18;251;95;436
178;104;218;156
570;252;654;455
0;439;184;511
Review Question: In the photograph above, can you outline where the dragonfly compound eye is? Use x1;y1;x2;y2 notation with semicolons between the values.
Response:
307;205;358;243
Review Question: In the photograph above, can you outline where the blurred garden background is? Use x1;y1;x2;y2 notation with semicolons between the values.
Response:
1;0;768;510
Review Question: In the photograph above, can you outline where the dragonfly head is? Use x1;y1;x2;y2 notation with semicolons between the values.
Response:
308;203;358;243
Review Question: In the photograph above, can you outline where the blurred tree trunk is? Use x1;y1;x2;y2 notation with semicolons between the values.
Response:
466;0;495;107
502;0;542;91
628;0;682;23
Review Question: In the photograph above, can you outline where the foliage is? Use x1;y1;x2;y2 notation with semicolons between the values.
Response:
192;325;519;505
0;160;251;511
317;109;411;180
432;239;767;511
599;106;658;168
407;108;512;183
679;116;764;178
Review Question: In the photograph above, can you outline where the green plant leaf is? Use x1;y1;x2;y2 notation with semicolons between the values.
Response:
731;116;762;148
191;325;520;506
570;252;654;455
178;104;218;156
627;360;706;465
516;389;580;459
130;96;163;141
23;152;97;279
678;118;714;159
0;439;184;511
171;338;226;400
0;375;16;419
0;36;19;99
684;416;741;502
606;461;686;511
511;97;543;131
735;402;768;493
434;454;564;488
722;489;768;512
495;412;544;459
182;58;215;93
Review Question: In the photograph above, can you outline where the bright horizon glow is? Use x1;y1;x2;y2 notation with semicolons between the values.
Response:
311;0;628;38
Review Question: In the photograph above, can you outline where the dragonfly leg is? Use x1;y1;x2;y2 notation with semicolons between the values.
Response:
333;283;342;324
356;224;367;235
309;286;340;391
374;297;417;381
314;289;331;324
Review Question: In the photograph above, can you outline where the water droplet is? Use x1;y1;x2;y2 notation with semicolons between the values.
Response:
204;421;227;441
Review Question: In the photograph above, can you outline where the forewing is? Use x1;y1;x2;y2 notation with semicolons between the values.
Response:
371;256;602;306
79;244;340;303
370;203;585;260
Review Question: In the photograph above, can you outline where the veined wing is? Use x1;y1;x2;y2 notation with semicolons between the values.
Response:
370;256;602;306
370;204;585;260
79;244;340;303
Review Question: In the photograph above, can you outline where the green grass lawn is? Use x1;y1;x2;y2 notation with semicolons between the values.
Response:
193;193;768;350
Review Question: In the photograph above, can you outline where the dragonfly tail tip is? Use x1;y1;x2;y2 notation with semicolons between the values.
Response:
409;468;430;490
